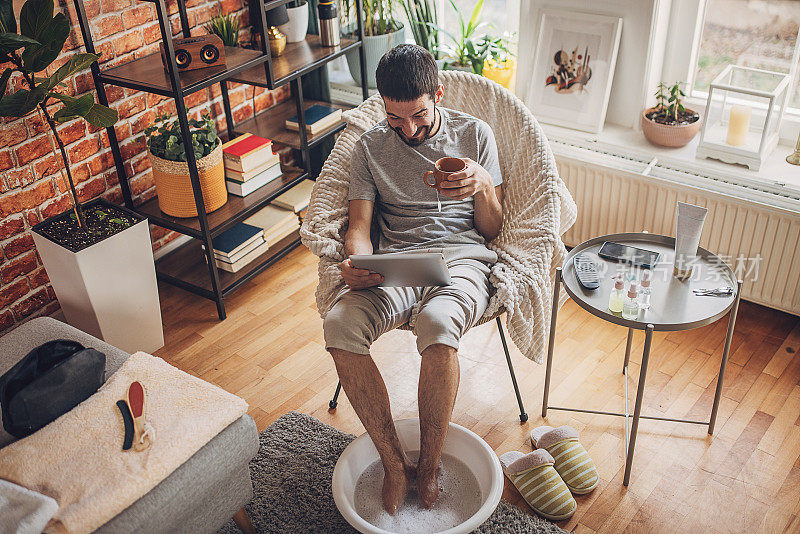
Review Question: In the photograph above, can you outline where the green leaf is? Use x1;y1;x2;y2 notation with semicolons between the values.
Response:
0;85;46;116
20;0;53;39
38;53;99;91
0;67;10;97
0;32;40;53
21;12;69;72
50;92;118;127
0;0;16;34
466;0;484;37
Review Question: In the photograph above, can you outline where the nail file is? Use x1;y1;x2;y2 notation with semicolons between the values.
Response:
116;400;134;451
126;381;146;446
574;253;601;290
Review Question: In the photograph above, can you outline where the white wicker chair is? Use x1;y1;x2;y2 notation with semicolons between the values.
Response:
301;71;577;423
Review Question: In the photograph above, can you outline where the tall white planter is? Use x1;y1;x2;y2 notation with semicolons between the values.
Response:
31;200;164;354
344;24;405;89
278;3;309;43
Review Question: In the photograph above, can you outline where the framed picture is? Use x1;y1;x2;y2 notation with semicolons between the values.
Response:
527;10;623;133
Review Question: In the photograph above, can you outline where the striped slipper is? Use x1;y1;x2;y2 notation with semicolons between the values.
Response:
499;450;577;521
530;425;599;495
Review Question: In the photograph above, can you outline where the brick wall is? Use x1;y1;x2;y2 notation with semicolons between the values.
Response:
0;0;290;334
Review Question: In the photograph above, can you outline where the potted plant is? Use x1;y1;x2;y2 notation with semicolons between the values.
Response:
0;0;164;353
642;82;702;147
278;0;309;43
435;0;490;73
401;0;441;66
205;11;240;47
341;0;405;88
144;112;227;218
480;32;516;89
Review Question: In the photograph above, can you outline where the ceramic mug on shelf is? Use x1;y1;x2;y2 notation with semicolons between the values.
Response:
423;157;466;189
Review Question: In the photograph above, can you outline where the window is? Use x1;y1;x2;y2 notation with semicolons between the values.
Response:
439;0;520;41
693;0;800;109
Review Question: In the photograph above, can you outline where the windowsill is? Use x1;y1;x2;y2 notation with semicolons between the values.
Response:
541;122;800;213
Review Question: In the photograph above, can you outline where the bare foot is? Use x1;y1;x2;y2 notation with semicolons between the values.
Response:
382;460;416;515
417;464;441;509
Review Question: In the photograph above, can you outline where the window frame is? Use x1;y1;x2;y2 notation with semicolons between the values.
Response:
662;0;800;144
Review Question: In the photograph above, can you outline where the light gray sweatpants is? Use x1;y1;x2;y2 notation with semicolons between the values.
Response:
323;245;497;355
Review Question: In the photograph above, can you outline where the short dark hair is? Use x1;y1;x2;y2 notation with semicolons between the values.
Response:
375;44;438;102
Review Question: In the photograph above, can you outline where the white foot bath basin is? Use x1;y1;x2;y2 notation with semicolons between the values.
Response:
332;418;503;534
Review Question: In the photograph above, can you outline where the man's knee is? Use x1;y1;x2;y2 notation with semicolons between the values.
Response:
414;308;462;354
323;301;375;356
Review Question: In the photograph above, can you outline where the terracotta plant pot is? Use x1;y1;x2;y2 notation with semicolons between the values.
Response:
641;107;702;148
148;141;227;218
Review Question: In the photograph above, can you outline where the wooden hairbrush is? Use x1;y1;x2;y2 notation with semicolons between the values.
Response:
126;381;152;451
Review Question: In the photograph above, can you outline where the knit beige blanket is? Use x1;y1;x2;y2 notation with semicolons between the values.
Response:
0;352;248;533
301;71;577;363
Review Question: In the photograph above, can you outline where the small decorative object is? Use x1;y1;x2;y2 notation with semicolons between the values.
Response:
527;9;622;133
278;0;309;43
266;5;290;56
696;65;790;171
673;202;708;280
205;11;240;47
318;1;340;47
641;82;701;147
145;112;227;218
159;34;226;72
787;130;800;165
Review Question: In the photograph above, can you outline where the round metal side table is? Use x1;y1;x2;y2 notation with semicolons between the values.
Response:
541;233;742;486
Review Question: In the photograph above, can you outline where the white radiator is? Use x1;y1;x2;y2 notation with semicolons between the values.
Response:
551;144;800;316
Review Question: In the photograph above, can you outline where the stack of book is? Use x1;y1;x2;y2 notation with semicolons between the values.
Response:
222;133;282;197
208;222;269;273
272;179;314;215
245;204;300;246
285;104;343;135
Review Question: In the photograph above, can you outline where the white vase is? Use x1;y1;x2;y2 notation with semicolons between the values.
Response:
31;199;164;354
278;3;309;43
344;23;405;89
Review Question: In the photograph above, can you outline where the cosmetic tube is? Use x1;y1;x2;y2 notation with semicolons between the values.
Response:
673;202;708;279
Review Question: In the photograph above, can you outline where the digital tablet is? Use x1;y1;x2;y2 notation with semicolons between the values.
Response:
349;252;452;287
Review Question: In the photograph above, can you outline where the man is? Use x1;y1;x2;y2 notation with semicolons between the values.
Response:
323;44;503;514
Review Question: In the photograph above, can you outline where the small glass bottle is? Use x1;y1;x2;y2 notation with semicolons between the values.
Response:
609;277;625;313
639;271;652;310
622;282;639;320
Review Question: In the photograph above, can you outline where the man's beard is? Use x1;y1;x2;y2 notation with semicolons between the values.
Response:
391;107;437;147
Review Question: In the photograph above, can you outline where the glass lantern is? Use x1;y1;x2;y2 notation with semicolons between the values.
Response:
696;65;790;171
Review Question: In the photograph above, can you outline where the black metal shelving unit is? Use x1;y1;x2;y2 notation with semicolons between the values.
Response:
71;0;369;319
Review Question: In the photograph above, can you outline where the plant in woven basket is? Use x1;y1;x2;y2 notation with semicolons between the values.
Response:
144;112;219;162
0;0;119;231
205;11;239;47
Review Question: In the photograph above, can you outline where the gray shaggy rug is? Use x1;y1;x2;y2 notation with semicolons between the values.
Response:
217;411;566;533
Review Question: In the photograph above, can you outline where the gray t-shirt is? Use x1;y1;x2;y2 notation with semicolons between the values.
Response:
348;107;503;252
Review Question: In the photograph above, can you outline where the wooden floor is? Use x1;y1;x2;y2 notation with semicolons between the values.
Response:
155;245;800;534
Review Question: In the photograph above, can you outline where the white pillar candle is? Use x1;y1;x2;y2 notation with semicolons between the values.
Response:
725;104;751;146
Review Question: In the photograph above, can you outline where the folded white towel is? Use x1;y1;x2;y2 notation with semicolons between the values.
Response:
0;479;58;534
0;351;248;533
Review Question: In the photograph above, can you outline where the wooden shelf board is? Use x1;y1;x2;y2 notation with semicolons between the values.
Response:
234;99;351;149
100;46;268;96
135;166;307;238
156;230;302;293
229;35;359;88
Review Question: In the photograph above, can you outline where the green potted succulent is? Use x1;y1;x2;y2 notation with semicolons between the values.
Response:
0;0;163;353
642;82;701;147
205;11;240;47
341;0;405;88
144;112;227;218
278;0;309;43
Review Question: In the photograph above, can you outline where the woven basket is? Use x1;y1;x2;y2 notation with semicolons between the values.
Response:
149;142;227;218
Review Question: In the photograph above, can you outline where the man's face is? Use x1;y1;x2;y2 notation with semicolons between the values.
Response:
383;86;442;146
